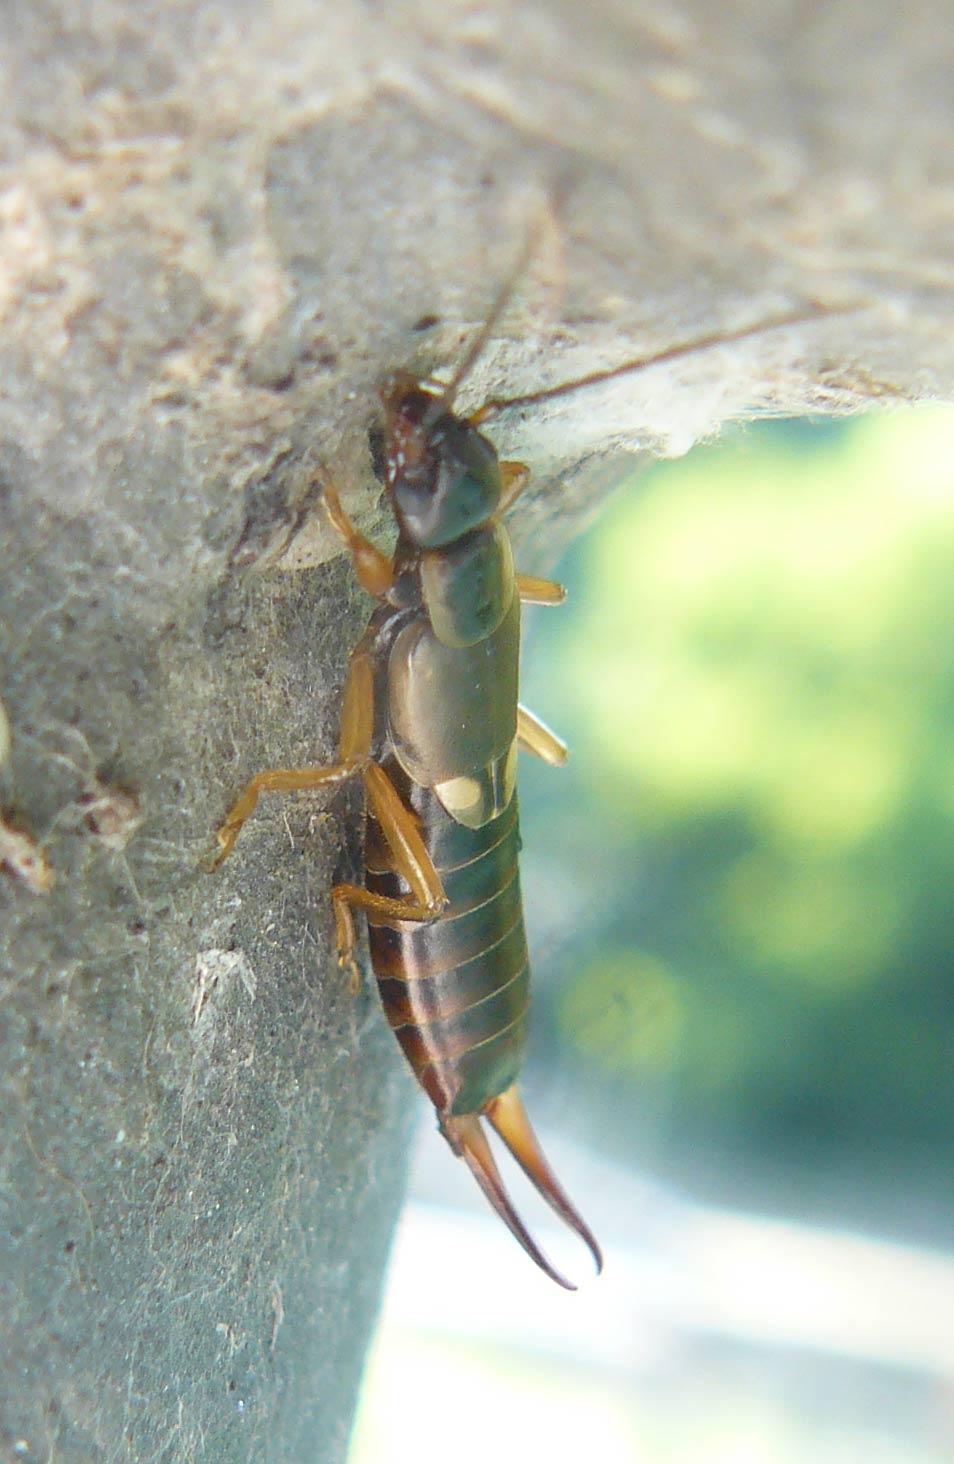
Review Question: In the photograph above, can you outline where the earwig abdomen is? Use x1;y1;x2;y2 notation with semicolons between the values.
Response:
367;759;530;1117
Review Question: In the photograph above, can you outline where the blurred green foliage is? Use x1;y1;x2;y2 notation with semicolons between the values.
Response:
518;409;954;1210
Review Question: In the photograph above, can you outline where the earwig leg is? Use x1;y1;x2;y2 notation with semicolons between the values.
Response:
209;651;375;870
330;881;445;992
363;763;446;912
516;573;566;606
328;889;363;993
337;651;375;761
322;482;394;599
209;762;362;870
498;461;530;514
329;761;448;988
517;704;568;766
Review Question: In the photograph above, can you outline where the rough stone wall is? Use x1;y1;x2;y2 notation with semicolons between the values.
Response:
1;3;951;1461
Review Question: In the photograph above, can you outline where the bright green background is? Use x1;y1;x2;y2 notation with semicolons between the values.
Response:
518;408;954;1234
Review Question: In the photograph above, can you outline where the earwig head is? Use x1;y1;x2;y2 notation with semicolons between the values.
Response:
441;1084;603;1289
381;378;501;549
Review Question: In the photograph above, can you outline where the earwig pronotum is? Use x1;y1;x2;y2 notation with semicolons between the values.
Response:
211;254;849;1286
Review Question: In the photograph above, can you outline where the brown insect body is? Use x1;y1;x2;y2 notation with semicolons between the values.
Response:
212;363;600;1287
352;380;601;1287
211;278;842;1287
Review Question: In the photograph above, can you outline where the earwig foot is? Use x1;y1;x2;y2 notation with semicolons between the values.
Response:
337;949;363;996
202;831;234;873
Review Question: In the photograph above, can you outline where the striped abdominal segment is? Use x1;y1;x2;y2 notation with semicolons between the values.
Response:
366;778;530;1117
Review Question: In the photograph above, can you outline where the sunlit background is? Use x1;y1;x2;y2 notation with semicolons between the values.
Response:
351;408;954;1464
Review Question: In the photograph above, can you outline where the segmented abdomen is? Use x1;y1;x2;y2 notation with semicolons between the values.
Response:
365;758;530;1117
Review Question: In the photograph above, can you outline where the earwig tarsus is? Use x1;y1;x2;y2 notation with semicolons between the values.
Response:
211;267;849;1287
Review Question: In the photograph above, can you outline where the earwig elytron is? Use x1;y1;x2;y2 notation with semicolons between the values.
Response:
211;271;846;1287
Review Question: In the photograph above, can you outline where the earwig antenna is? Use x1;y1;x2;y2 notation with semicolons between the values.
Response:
470;299;864;425
432;198;562;419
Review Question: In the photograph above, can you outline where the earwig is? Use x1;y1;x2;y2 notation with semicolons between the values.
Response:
211;255;851;1286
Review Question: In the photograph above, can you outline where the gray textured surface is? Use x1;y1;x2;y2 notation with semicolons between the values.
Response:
1;2;953;1461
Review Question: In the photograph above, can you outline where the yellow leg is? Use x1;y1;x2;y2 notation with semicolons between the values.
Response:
517;573;566;606
322;482;393;599
499;461;530;514
209;761;361;870
209;651;375;869
331;762;447;986
517;704;568;766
